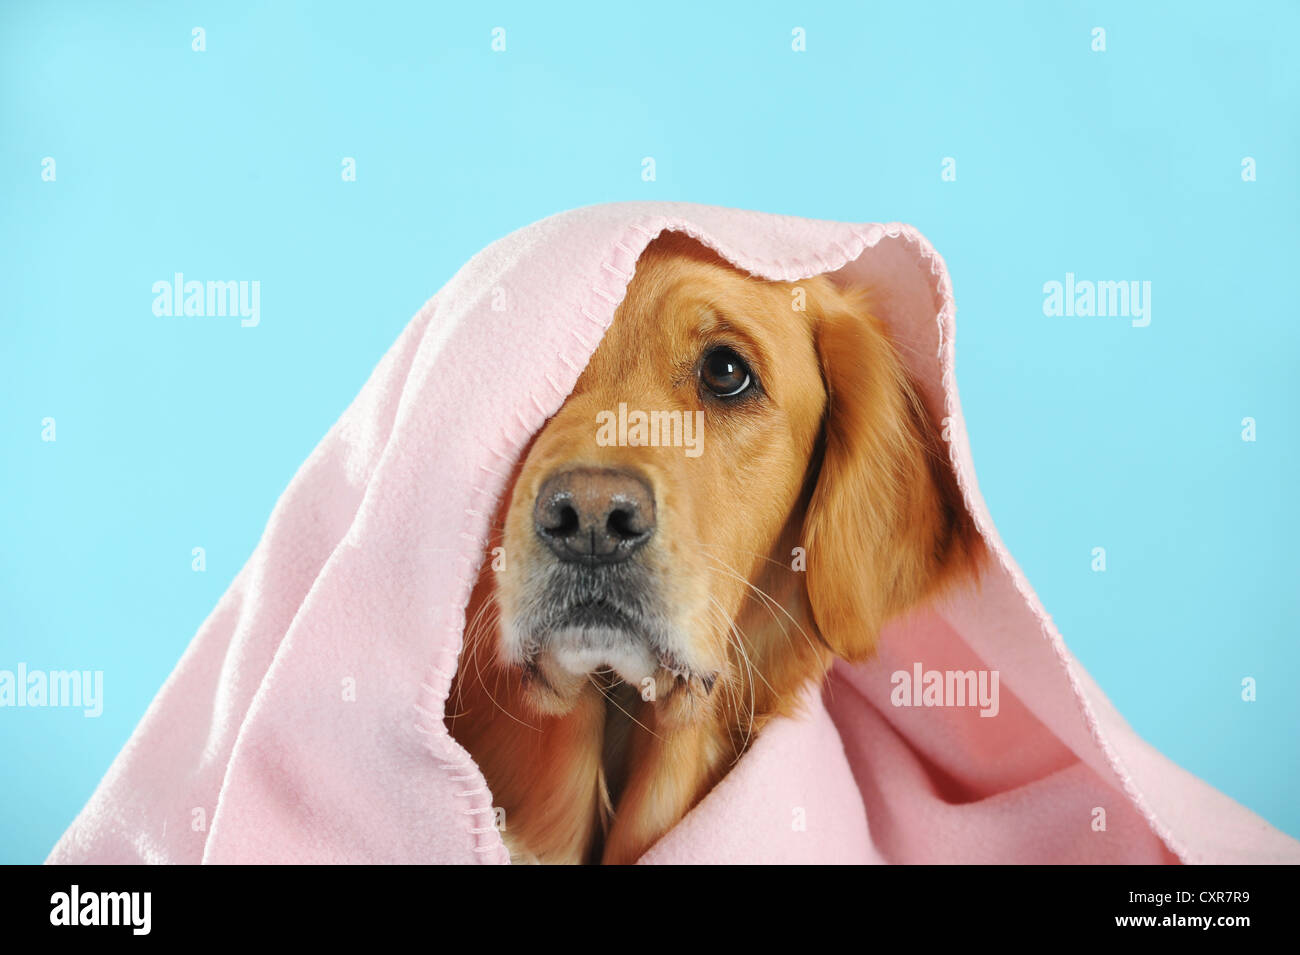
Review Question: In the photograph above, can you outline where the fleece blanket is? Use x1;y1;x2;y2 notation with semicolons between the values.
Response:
48;202;1299;865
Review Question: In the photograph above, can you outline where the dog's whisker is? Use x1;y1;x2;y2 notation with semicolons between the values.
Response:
701;551;825;665
697;542;804;572
704;596;766;760
587;672;663;742
464;603;542;733
698;604;744;743
710;595;777;700
455;593;501;717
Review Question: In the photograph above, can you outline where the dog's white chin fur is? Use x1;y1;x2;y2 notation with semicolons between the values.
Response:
547;627;660;685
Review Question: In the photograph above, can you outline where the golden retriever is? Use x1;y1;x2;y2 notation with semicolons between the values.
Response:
447;232;979;864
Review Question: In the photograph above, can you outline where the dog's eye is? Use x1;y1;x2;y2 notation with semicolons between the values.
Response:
700;347;754;399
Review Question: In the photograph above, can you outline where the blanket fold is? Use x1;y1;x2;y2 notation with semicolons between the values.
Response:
48;202;1299;865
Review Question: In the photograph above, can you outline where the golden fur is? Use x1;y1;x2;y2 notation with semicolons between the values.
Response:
446;234;979;864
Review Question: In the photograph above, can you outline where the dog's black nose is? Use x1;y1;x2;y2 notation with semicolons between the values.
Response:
534;468;655;565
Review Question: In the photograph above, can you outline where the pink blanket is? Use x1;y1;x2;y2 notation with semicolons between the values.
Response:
48;202;1299;865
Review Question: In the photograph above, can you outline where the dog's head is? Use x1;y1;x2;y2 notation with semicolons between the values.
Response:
494;233;976;718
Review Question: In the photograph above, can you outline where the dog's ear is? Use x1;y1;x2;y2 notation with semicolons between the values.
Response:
802;284;978;662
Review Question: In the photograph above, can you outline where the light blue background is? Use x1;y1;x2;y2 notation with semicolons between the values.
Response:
2;1;1296;864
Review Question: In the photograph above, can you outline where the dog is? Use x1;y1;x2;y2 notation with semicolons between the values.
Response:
446;232;980;864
